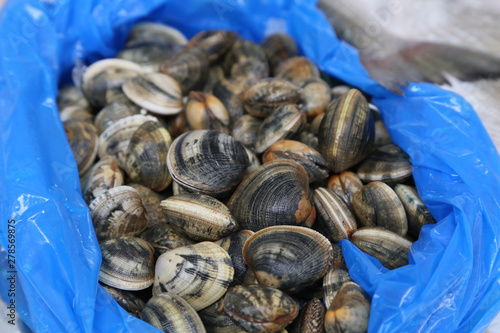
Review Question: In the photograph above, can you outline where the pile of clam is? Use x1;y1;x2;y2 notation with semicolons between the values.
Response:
59;22;436;333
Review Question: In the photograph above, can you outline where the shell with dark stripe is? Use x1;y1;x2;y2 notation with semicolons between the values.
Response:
64;120;98;176
261;33;298;74
357;143;412;184
288;298;326;333
82;155;124;205
214;230;254;286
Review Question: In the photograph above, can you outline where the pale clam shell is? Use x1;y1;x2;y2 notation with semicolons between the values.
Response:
82;155;124;204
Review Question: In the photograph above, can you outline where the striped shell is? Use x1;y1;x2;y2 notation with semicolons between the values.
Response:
261;33;298;74
323;268;352;310
223;39;269;81
288;298;325;333
127;183;167;227
188;30;238;63
214;230;255;286
395;184;436;238
102;284;145;317
82;155;124;204
140;223;194;256
275;56;320;83
64;120;98;176
94;100;140;134
327;171;363;207
357;143;412;184
296;77;331;118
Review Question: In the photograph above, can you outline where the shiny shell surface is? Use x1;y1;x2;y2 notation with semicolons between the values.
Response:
231;115;262;150
140;293;206;333
154;241;234;311
160;193;238;241
288;297;325;333
94;100;140;134
214;230;254;286
223;39;269;81
89;185;148;240
356;143;412;183
122;73;183;115
275;56;320;83
102;284;145;317
167;130;249;197
140;223;194;255
395;184;436;238
261;33;298;74
223;284;299;333
297;77;331;118
212;77;251;122
318;89;375;173
99;237;155;290
323;268;352;310
188;30;238;63
82;155;124;204
185;91;230;133
243;226;333;292
64;120;98;176
127;22;187;48
327;171;363;207
198;296;244;333
228;160;315;231
128;183;167;227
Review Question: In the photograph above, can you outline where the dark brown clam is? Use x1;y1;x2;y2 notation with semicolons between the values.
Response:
64;120;98;175
275;56;320;83
255;104;306;154
323;268;352;310
89;185;148;240
125;121;172;191
262;140;329;183
324;282;370;333
185;91;231;133
140;223;194;256
122;73;183;115
242;78;301;118
227;160;315;231
318;89;375;173
101;284;145;317
214;230;254;286
167;130;249;197
313;188;358;242
288;298;325;333
94;100;140;134
261;33;298;74
99;237;155;290
395;184;436;238
128;183;168;227
327;171;363;207
297;77;331;118
231;115;262;150
243;226;333;292
223;39;269;81
356;143;412;184
244;147;261;176
222;284;299;333
160;193;238;241
352;182;408;236
159;46;209;94
198;296;243;333
213;77;251;123
82;155;124;204
188;30;238;63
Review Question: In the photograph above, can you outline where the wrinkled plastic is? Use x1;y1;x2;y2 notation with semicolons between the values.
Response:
0;0;499;332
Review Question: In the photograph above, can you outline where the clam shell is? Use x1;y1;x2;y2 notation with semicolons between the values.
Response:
82;155;124;204
102;284;145;317
275;56;320;83
99;237;155;290
395;184;436;238
117;43;173;72
198;296;244;333
140;293;206;333
254;104;306;154
228;160;315;231
59;105;93;124
127;22;187;48
223;39;269;81
242;78;301;118
243;147;261;176
214;230;254;286
203;65;225;94
352;182;408;236
351;227;412;269
82;58;144;109
122;73;183;115
140;223;194;256
313;188;358;242
327;171;363;208
222;284;299;333
213;77;251;123
57;85;89;110
243;226;333;292
330;85;351;99
323;268;352;310
324;282;370;333
128;183;168;227
297;77;331;118
98;114;158;168
188;30;238;63
262;140;329;183
89;185;148;240
310;112;325;135
154;242;234;311
300;131;319;151
160;193;238;241
288;298;325;333
356;143;412;184
125;121;172;191
94;100;140;134
64;120;98;175
167;130;249;197
261;33;298;74
185;91;230;133
332;243;347;270
318;89;375;173
231;115;262;150
374;119;392;145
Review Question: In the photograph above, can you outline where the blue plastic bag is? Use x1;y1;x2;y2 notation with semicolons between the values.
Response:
1;0;499;332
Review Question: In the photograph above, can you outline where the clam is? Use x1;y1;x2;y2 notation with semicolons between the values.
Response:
324;282;370;333
243;226;333;292
327;171;363;207
318;89;375;173
351;227;412;270
159;46;209;94
262;140;329;183
89;185;148;240
126;22;187;48
203;65;225;94
140;293;206;333
101;284;145;317
356;143;412;184
261;33;298;74
297;77;331;118
140;223;194;256
99;237;155;290
332;243;347;270
185;91;231;133
57;85;90;110
310;112;325;135
352;182;408;236
59;105;93;124
81;58;144;109
395;184;436;238
122;73;183;115
242;78;301;118
300;131;319;151
64;120;98;175
231;114;262;150
160;193;238;241
117;43;174;72
323;268;352;310
255;104;306;154
172;180;188;196
213;77;251;123
228;160;315;231
243;147;261;176
222;284;299;333
128;183;168;227
275;56;320;83
154;242;234;311
214;230;254;286
188;30;238;63
198;296;244;333
124;121;172;191
82;155;124;204
167;130;249;197
161;111;188;140
98;114;158;168
94;100;140;134
288;298;325;333
223;39;269;81
313;188;358;242
330;85;351;99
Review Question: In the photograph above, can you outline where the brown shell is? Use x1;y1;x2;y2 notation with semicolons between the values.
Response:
140;223;194;256
231;114;262;150
327;171;363;207
82;155;124;204
212;77;251;123
188;30;238;63
296;77;331;118
356;143;412;184
127;183;168;227
102;284;145;317
64;120;98;176
275;56;320;83
395;184;436;239
223;39;269;82
323;268;352;310
261;33;298;74
288;298;325;333
185;91;231;133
